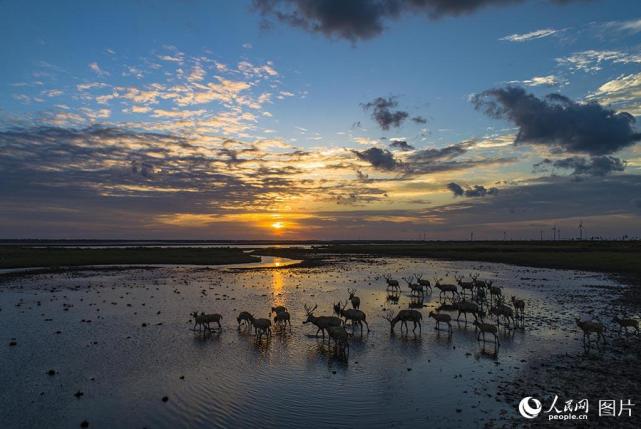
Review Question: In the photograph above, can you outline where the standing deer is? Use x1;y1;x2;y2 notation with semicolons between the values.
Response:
273;309;292;332
251;317;272;340
454;300;482;323
455;275;475;298
489;285;502;306
415;274;432;294
334;301;370;334
271;305;287;315
403;276;425;296
303;304;343;339
237;311;254;328
489;301;515;328
434;278;460;302
348;288;361;309
191;311;222;332
612;316;639;335
383;309;423;334
511;296;525;325
473;319;500;347
428;311;452;335
327;325;350;359
383;275;401;292
576;318;606;347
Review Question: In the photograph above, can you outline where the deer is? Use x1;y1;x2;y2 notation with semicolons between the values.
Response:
576;318;606;346
428;311;452;335
303;304;343;339
403;276;425;296
334;301;370;334
433;278;460;302
414;274;432;293
251;317;272;340
237;311;254;328
612;316;639;335
455;275;475;298
273;309;292;331
383;275;401;292
511;296;525;325
489;301;515;328
473;319;500;347
271;305;287;315
489;285;502;306
327;325;350;358
191;311;222;332
473;277;493;289
383;309;422;334
454;299;482;323
348;288;361;309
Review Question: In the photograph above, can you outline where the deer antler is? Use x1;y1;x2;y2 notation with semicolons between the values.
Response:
382;310;395;323
304;303;317;315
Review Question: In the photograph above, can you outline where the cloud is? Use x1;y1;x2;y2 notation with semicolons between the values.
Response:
499;28;558;42
446;182;464;196
389;139;415;151
556;50;641;73
89;62;109;76
447;182;498;197
587;72;641;116
472;86;641;155
352;147;398;170
412;115;427;124
600;18;641;35
534;156;626;176
509;75;565;87
407;141;472;162
362;96;409;130
252;0;581;41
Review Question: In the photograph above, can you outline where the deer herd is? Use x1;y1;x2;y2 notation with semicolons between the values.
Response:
190;271;639;359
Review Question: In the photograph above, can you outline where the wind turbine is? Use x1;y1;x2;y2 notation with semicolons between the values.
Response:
579;220;584;240
552;225;557;241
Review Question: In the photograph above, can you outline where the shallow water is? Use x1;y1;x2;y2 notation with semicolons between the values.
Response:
0;258;624;428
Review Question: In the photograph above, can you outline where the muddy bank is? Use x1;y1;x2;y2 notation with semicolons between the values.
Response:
0;246;259;269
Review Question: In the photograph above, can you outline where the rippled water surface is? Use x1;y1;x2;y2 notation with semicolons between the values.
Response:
0;258;624;428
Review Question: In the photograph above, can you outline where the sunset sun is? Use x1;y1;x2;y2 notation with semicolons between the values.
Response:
271;221;284;230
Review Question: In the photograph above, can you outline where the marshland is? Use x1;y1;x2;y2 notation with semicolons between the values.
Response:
2;242;640;428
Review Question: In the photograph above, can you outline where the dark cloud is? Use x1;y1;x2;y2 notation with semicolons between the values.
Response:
447;182;499;197
389;139;415;151
354;141;515;175
472;86;641;155
252;0;583;41
534;156;626;176
353;147;398;170
362;96;409;130
408;141;472;162
412;115;427;124
447;182;464;196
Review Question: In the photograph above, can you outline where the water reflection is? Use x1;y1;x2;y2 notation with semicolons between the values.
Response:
0;257;624;428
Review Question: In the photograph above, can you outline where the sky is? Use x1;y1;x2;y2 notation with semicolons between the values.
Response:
1;0;641;240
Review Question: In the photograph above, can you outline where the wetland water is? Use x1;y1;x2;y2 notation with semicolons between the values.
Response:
0;257;625;428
